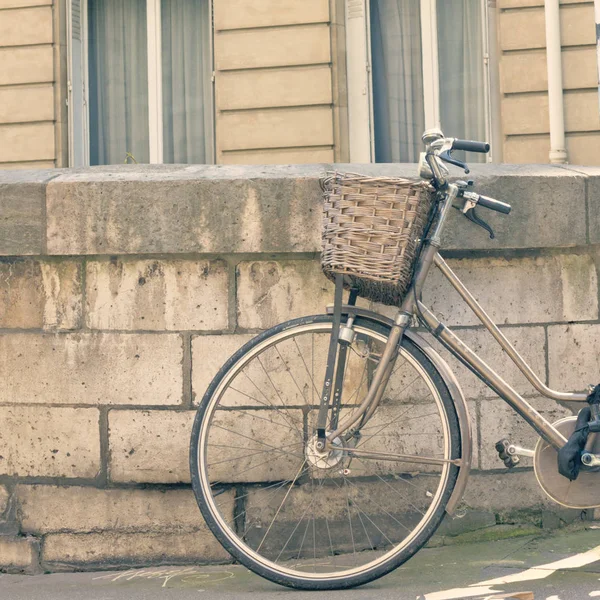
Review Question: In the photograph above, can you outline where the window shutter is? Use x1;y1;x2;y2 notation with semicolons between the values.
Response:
345;0;374;162
68;0;88;166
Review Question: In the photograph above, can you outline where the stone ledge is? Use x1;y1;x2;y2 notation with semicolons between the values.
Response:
0;163;593;256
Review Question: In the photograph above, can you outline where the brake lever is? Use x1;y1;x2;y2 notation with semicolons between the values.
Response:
439;150;470;174
464;207;495;239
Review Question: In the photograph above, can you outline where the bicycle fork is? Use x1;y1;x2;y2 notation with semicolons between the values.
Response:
315;273;412;451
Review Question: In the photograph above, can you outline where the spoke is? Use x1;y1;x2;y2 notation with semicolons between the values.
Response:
239;370;303;437
257;356;304;438
218;406;301;433
257;459;308;552
344;478;358;566
274;345;311;407
274;475;327;563
207;440;304;468
341;475;413;534
240;466;312;538
210;423;304;460
291;336;321;401
229;380;304;433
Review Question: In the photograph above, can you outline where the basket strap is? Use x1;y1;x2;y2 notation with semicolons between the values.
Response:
316;273;344;444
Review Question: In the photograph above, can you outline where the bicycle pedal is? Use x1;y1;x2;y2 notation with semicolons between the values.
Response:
495;438;533;468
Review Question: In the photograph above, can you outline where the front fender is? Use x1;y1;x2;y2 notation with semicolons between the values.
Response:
327;305;472;515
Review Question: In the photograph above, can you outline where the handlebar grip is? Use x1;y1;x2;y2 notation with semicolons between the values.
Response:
478;194;511;215
452;139;490;153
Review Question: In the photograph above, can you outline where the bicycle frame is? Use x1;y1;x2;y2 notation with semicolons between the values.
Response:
325;182;588;462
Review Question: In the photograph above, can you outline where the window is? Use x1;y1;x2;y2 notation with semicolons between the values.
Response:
346;0;491;163
68;0;213;167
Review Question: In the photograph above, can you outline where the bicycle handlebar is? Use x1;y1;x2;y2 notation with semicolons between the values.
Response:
451;139;490;154
477;194;512;215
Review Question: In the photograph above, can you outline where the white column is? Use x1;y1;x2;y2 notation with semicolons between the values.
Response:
345;0;373;163
544;0;567;164
147;0;163;164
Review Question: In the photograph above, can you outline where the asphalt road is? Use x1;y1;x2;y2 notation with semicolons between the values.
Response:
2;527;600;599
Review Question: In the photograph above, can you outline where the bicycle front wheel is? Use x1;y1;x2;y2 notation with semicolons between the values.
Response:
190;314;460;590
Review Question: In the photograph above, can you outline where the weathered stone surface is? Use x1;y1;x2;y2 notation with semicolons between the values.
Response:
46;165;325;255
0;333;182;405
16;486;222;534
441;164;587;250
478;397;574;470
333;163;588;250
0;407;100;478
0;259;82;329
462;470;554;510
192;334;254;404
0;536;39;572
109;408;304;484
424;254;598;326
42;531;231;569
0;170;57;255
86;259;229;331
548;324;600;392
423;326;546;400
237;260;333;329
42;164;589;255
243;477;442;557
563;165;600;245
0;485;9;516
108;410;195;483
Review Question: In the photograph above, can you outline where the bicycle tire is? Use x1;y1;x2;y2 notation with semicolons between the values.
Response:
190;314;461;590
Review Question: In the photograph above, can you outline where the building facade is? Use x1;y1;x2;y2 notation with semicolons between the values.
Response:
0;0;598;170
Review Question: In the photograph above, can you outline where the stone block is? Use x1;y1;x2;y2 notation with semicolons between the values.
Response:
109;407;305;484
0;333;183;406
108;410;195;483
219;106;334;152
85;259;229;331
237;260;333;329
441;164;587;250
422;326;546;400
16;486;222;534
564;166;600;244
217;66;332;110
42;531;231;569
0;170;56;255
0;46;53;86
548;324;600;392
46;165;324;255
423;254;598;326
192;334;254;403
214;0;329;30
243;477;444;557
0;259;82;329
478;397;574;470
0;486;9;516
0;407;100;478
0;6;53;46
215;23;330;70
0;536;39;572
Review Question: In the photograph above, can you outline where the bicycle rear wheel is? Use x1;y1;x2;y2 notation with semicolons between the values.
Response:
190;314;460;590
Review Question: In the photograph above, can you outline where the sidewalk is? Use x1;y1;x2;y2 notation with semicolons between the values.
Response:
2;525;600;599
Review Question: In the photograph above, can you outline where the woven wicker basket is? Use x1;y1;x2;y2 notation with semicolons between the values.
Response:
321;172;434;306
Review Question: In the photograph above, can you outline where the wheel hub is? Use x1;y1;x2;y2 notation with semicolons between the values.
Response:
306;433;345;469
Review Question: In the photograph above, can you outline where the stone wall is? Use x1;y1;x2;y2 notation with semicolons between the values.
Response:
1;163;600;573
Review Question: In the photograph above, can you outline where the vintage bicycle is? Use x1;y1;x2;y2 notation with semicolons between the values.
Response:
189;129;600;590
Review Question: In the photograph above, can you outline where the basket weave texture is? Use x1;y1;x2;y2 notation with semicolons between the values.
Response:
321;172;434;306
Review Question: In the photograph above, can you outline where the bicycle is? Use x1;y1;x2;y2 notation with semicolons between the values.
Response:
189;129;600;590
